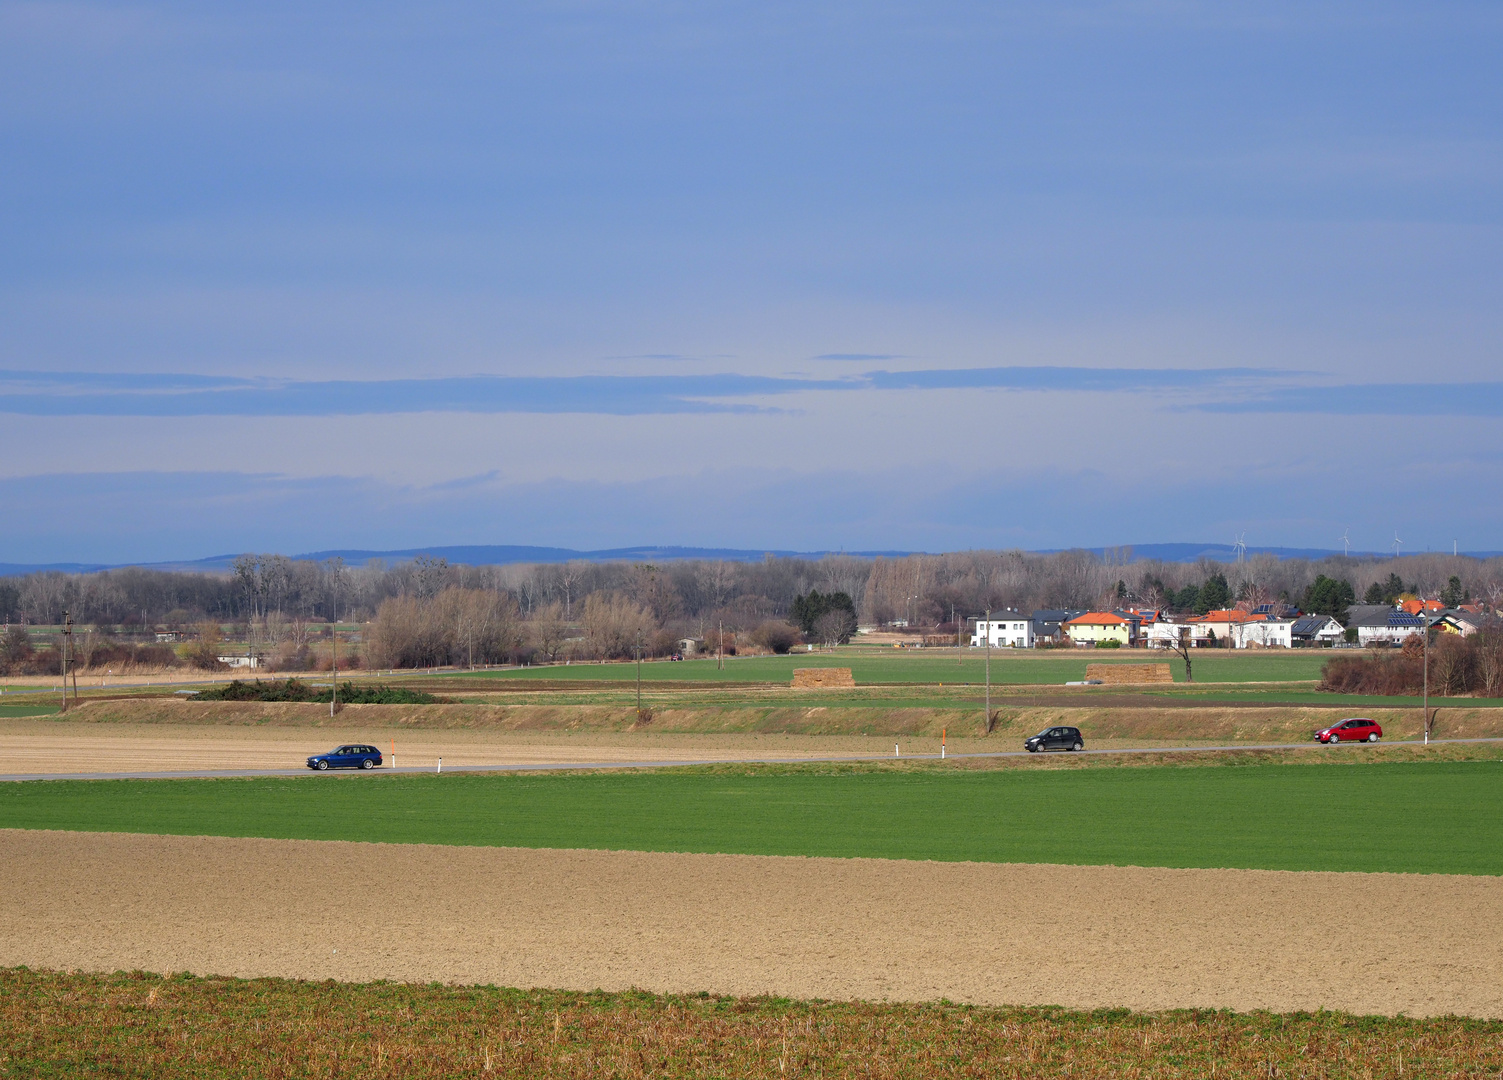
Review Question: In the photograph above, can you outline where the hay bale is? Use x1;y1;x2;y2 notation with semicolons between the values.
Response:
1084;663;1173;685
792;668;855;689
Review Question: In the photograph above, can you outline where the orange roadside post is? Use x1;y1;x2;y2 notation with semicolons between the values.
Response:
942;726;946;759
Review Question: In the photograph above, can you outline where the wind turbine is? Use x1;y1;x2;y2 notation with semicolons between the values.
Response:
1340;529;1350;557
1393;533;1403;559
1233;533;1247;563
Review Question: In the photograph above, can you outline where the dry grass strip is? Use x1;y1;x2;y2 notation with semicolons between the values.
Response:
2;968;1500;1078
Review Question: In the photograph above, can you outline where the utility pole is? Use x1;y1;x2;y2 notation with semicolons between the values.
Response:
718;620;724;671
60;611;72;712
1423;616;1430;745
329;567;339;719
983;607;991;733
635;637;643;713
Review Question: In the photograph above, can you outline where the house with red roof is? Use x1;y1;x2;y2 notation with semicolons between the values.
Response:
1063;611;1134;647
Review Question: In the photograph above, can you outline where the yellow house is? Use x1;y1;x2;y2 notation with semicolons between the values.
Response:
1063;612;1132;646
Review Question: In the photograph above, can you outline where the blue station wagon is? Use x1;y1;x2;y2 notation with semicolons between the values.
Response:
307;744;383;771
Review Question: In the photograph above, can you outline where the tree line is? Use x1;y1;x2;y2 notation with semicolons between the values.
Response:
4;549;1500;657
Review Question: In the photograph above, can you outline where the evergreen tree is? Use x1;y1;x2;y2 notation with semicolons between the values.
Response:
790;590;857;638
1194;573;1230;615
1302;575;1355;619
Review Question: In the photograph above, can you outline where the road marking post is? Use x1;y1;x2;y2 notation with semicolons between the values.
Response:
437;756;442;774
941;727;946;759
895;744;899;757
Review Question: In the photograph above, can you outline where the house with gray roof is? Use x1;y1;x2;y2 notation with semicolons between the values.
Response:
1290;614;1345;646
1345;604;1425;646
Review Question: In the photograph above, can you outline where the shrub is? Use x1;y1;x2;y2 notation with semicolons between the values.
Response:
196;679;320;702
1319;631;1503;697
332;682;436;704
195;679;437;705
751;620;802;654
0;625;33;675
83;642;180;670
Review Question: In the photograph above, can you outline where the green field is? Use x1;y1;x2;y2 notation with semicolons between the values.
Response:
469;650;1331;685
0;704;60;717
5;761;1499;874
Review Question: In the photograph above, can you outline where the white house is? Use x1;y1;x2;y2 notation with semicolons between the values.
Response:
1290;614;1345;646
1346;605;1425;646
1146;619;1193;648
1230;617;1294;649
972;613;1033;648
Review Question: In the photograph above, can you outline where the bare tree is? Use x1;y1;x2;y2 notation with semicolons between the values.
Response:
580;592;656;660
527;602;570;661
1166;625;1194;683
814;608;856;649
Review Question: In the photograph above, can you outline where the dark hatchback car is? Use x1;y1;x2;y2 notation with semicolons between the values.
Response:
307;744;383;770
1315;718;1383;744
1026;726;1085;753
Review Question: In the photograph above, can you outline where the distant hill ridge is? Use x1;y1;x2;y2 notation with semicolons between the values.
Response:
3;542;1497;577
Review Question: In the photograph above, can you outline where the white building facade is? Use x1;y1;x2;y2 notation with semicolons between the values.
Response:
1230;618;1295;649
972;615;1034;648
1356;618;1425;646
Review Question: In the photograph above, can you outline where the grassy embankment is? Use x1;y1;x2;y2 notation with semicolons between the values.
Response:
2;969;1498;1079
14;648;1503;743
40;694;1503;745
3;761;1500;874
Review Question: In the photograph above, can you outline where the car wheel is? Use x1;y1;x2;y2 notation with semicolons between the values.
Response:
1367;732;1379;743
1326;734;1338;744
1072;741;1083;752
361;758;375;769
316;760;329;770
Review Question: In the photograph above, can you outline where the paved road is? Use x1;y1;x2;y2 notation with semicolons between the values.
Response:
0;736;1498;783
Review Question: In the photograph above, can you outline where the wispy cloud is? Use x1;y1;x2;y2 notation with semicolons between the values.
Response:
813;353;906;361
1194;383;1503;417
0;370;850;417
0;365;1280;417
20;369;1495;420
865;366;1275;392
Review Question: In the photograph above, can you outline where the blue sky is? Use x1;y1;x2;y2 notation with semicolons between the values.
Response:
2;1;1500;562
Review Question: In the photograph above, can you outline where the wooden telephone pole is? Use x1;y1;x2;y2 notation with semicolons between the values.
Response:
61;612;77;711
983;608;991;733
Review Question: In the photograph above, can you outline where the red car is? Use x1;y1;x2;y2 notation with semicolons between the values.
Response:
1315;718;1382;744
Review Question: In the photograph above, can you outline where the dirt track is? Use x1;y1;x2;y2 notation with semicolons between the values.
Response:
0;723;935;774
3;829;1499;1017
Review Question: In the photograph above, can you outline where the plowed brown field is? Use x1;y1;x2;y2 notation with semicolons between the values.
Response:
3;829;1499;1017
